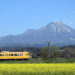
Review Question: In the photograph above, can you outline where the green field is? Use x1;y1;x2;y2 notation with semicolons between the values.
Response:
0;63;75;75
1;58;75;63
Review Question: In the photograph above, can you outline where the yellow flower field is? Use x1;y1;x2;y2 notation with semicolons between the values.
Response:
0;63;75;75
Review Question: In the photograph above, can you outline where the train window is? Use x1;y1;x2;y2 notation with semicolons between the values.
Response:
0;54;4;56
11;54;13;56
17;54;19;56
2;54;4;56
5;54;8;56
14;54;19;56
20;53;23;56
9;54;11;56
14;54;17;56
9;54;13;56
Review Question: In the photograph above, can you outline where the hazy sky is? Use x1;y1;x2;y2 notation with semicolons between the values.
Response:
0;0;75;36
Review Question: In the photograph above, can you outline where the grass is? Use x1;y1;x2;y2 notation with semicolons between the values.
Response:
0;58;75;63
0;63;75;75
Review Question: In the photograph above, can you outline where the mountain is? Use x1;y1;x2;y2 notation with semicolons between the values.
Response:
0;21;75;47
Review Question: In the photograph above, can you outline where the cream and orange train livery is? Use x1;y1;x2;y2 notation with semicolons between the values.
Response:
0;51;29;60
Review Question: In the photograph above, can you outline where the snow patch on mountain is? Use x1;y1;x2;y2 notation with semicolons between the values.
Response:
70;37;75;41
58;28;60;32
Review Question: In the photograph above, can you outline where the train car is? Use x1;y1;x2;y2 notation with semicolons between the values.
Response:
0;51;29;60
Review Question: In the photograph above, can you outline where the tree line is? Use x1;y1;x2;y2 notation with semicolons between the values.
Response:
0;45;75;60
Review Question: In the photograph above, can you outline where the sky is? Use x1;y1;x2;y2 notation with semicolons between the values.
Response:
0;0;75;36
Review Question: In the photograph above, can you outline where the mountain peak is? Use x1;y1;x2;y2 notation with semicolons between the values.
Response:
49;21;65;26
52;21;62;24
45;21;72;33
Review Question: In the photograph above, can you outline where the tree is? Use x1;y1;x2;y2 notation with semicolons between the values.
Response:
63;48;72;59
40;47;49;59
40;46;60;59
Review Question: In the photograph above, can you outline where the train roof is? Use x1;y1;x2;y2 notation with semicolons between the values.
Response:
0;51;29;53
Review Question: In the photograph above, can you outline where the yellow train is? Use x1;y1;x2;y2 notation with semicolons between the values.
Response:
0;51;29;60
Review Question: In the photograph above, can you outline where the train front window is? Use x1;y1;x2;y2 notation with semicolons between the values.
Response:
26;53;29;56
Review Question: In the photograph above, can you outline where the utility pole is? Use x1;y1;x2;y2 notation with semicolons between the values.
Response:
47;41;50;60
